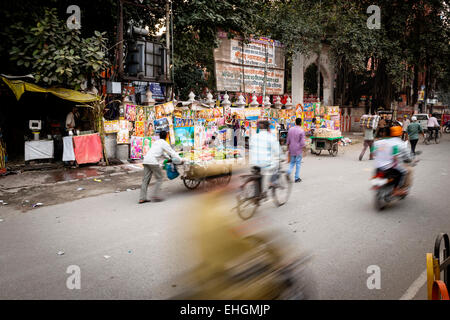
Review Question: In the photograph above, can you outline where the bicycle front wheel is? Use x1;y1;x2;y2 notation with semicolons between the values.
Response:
272;172;293;207
236;180;260;220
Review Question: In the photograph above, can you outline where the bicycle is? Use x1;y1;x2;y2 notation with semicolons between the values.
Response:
235;162;292;220
424;128;441;145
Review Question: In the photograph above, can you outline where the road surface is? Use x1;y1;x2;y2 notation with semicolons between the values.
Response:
1;135;449;299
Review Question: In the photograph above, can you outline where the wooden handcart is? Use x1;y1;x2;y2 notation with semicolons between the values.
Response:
310;136;343;157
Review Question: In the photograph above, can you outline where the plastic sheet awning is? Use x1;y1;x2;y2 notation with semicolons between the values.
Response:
1;76;99;103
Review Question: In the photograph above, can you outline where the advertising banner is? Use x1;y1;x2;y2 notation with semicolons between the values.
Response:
214;32;285;95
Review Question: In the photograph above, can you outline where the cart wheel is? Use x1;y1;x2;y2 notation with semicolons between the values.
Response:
329;144;338;157
183;178;201;190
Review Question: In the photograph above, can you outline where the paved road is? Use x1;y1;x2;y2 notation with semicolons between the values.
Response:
1;135;449;299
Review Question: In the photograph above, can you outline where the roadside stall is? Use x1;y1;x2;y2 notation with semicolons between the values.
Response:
1;76;103;166
310;106;343;156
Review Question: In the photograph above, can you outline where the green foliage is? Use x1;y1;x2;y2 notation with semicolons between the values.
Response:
9;8;109;89
171;0;263;99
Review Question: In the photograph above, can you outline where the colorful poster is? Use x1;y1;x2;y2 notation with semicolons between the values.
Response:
117;129;129;144
143;137;152;156
119;120;129;130
136;106;146;121
130;136;143;159
174;126;194;147
163;101;174;115
194;125;206;149
145;106;156;122
104;120;119;133
155;105;165;119
126;104;136;121
167;117;175;145
145;120;155;137
154;117;170;133
135;121;145;137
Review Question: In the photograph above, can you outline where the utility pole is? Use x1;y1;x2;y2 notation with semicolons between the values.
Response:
262;43;268;105
165;1;170;81
118;0;124;76
317;52;321;103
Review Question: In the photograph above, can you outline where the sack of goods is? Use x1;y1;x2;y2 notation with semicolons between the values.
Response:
360;115;380;129
314;128;342;138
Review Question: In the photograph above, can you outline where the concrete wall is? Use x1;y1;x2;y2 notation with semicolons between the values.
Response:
292;45;334;107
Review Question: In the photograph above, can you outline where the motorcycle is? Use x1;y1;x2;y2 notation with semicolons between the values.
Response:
370;157;417;211
443;121;450;134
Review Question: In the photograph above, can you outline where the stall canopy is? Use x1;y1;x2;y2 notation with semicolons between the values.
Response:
1;76;98;103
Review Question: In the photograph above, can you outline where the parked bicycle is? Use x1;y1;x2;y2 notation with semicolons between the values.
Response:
235;162;292;220
424;128;441;145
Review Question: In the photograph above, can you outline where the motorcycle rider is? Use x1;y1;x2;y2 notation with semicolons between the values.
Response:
372;126;412;197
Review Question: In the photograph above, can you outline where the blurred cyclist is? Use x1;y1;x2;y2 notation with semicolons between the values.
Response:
249;120;281;193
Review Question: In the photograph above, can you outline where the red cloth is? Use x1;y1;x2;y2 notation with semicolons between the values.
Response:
73;133;103;164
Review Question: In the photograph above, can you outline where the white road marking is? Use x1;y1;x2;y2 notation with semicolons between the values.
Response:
399;269;427;300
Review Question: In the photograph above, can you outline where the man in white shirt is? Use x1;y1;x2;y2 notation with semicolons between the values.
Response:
139;131;182;203
249;120;281;194
65;107;78;133
373;126;411;196
427;114;440;139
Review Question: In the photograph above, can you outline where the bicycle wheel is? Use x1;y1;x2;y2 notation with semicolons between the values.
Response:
236;180;259;220
272;172;293;207
424;134;430;145
435;131;441;144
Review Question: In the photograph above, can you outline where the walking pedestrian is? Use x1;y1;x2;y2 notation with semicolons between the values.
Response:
139;130;182;203
359;127;375;161
402;115;410;141
286;118;306;183
407;116;423;155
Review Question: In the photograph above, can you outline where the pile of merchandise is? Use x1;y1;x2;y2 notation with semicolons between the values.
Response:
359;114;380;129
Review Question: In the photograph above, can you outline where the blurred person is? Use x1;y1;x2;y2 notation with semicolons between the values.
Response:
372;126;411;196
286;118;306;182
376;116;386;138
407;116;423;155
139;130;182;203
171;180;317;300
402;115;410;141
249;120;281;193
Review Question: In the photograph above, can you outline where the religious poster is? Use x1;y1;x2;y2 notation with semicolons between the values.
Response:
155;105;165;119
130;136;143;159
135;121;145;137
136;106;146;121
119;120;129;130
145;106;156;122
145;120;155;137
125;104;136;121
143;137;152;156
194;125;206;149
104;120;119;133
116;129;129;144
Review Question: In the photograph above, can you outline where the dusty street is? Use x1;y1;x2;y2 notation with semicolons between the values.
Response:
1;135;449;299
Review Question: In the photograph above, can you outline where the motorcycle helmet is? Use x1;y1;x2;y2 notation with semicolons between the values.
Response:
390;126;402;137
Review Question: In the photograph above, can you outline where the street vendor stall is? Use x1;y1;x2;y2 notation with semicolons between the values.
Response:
309;105;343;156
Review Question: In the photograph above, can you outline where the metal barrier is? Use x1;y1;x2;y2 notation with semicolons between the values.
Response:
426;233;450;300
